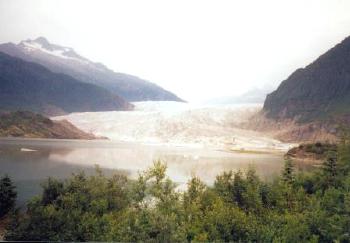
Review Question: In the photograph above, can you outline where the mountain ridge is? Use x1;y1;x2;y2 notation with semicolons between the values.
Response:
0;51;133;115
263;36;350;123
246;35;350;143
0;37;184;102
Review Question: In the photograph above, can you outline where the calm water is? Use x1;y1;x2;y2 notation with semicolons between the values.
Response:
0;138;301;206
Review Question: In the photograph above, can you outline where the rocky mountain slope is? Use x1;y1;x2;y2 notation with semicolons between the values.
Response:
0;111;98;139
244;113;339;143
0;37;183;102
0;52;132;115
244;36;350;143
263;36;350;123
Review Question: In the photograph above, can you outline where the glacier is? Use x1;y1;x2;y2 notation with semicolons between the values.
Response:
52;101;295;152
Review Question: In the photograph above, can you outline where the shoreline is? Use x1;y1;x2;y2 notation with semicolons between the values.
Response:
0;136;293;154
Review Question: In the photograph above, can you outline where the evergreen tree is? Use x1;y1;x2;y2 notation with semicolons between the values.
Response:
322;151;338;188
4;149;350;242
232;171;247;208
0;175;17;218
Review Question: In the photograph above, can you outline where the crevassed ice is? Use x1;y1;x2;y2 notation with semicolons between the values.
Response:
52;101;294;151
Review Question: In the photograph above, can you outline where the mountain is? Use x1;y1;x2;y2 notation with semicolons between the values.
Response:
206;86;273;105
0;37;184;102
0;51;132;115
245;36;350;143
0;111;98;139
263;36;350;123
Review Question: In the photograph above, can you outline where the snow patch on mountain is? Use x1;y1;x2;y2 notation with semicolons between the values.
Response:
19;38;89;64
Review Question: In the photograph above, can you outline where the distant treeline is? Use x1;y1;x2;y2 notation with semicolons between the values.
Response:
1;135;350;242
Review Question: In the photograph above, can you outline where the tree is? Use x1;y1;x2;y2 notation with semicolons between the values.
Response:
322;151;338;188
214;170;234;203
282;157;294;184
232;171;247;208
338;128;350;176
0;175;17;218
41;177;64;205
5;154;350;242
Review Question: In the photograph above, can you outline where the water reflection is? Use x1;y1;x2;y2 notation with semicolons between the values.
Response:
0;138;312;206
47;144;286;183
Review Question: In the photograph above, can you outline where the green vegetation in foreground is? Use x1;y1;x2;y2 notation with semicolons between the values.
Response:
0;175;16;218
1;134;350;242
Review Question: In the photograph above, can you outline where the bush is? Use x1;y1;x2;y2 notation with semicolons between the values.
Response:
4;137;350;242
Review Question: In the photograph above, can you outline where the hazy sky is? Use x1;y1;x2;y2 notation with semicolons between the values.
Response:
1;0;350;102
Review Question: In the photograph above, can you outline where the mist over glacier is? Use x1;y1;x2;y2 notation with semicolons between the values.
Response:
53;101;293;151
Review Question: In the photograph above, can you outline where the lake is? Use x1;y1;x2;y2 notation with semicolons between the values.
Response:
0;137;299;206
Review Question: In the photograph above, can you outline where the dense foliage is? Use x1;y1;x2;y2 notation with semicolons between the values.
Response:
0;175;17;218
3;136;350;242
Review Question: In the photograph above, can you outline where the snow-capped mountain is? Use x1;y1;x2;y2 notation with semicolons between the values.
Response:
0;52;133;115
18;37;90;63
0;37;184;102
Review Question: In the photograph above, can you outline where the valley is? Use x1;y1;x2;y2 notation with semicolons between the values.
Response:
1;1;350;241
